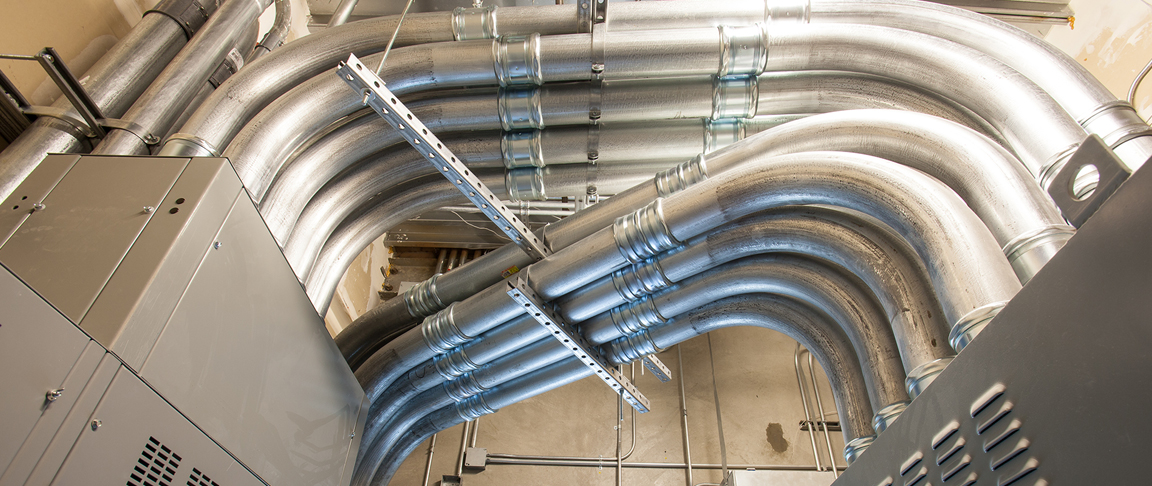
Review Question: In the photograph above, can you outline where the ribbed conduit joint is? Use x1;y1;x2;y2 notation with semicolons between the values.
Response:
610;259;673;301
1078;101;1152;151
493;33;543;86
655;154;710;197
403;273;446;318
612;199;680;263
608;294;667;337
434;347;480;379
453;5;498;41
160;133;221;157
498;87;544;131
766;0;811;24
906;357;953;399
712;75;759;120
948;301;1009;352
456;393;497;421
872;400;910;434
1002;224;1076;282
719;24;768;77
506;167;546;201
704;120;745;154
844;435;876;464
421;303;473;353
1037;144;1081;190
502;130;544;168
444;371;488;401
604;329;662;365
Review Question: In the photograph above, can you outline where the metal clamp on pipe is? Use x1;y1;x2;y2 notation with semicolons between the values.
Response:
705;119;744;153
506;167;546;201
712;76;759;120
766;0;811;24
498;87;544;131
453;5;498;41
719;24;768;77
501;130;544;168
145;0;218;40
493;34;543;87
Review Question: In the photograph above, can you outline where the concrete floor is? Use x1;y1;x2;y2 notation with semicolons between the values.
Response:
390;326;845;486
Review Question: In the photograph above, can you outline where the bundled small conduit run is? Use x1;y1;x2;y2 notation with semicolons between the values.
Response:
2;1;1150;484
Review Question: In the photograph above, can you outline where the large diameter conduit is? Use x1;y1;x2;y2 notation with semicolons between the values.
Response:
92;0;274;155
0;0;212;200
370;292;875;485
353;150;1018;416
567;207;951;375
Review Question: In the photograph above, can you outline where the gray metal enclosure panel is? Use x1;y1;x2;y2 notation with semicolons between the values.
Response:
50;368;264;486
0;154;79;247
0;156;189;323
140;195;365;486
0;264;92;475
832;162;1152;484
81;158;242;369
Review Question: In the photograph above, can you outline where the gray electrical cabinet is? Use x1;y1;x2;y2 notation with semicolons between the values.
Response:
0;155;367;485
831;159;1152;484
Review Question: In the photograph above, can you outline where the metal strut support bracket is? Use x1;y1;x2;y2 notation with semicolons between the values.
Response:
642;355;672;382
506;277;651;413
336;53;550;261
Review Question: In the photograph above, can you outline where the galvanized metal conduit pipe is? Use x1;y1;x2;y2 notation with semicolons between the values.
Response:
249;0;292;62
567;207;951;376
813;0;1152;173
373;292;872;484
0;0;205;200
595;253;908;419
326;0;360;27
91;0;274;155
729;109;1073;283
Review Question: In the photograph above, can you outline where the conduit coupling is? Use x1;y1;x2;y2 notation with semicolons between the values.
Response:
655;154;710;197
704;120;744;154
456;393;497;421
453;5;498;41
871;400;910;434
506;167;546;201
444;371;488;401
498;87;544;131
612;199;680;263
493;34;543;86
1001;224;1076;284
719;24;768;77
160;133;221;157
948;301;1009;352
906;357;953;399
712;76;759;120
1079;101;1152;153
404;274;446;318
434;347;480;379
502;130;544;168
604;329;663;365
1037;144;1080;190
608;295;667;336
421;303;473;352
610;259;674;301
766;0;811;24
844;435;876;464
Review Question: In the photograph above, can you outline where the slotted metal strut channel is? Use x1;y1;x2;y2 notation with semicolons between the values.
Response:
335;53;549;261
507;277;651;413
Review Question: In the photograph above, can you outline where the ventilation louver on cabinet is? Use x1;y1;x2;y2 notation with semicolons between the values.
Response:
187;467;221;486
874;383;1046;486
128;437;181;486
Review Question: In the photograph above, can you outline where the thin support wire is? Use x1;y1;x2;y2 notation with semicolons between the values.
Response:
1128;57;1152;106
706;334;728;480
376;0;416;75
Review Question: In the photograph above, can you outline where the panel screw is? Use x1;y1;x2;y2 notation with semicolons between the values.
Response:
383;284;394;291
213;241;222;249
90;419;101;431
32;203;45;211
45;388;64;402
143;206;155;214
349;431;356;439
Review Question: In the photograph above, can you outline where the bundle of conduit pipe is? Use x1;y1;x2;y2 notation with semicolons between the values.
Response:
2;0;1150;484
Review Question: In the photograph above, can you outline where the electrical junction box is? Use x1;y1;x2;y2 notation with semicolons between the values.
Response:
0;155;367;485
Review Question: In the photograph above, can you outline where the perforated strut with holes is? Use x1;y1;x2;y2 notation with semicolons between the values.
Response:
335;53;550;261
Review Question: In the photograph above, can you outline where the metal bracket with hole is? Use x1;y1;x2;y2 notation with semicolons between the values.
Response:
336;53;550;261
506;276;650;413
1047;134;1133;228
642;355;672;382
